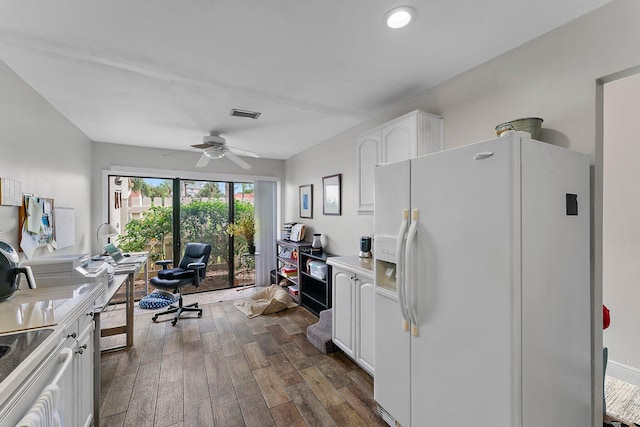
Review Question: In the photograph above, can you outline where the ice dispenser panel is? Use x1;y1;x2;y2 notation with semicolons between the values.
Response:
374;235;398;291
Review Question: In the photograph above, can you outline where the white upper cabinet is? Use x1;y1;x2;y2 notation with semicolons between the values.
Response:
357;110;442;213
357;130;381;213
382;114;415;164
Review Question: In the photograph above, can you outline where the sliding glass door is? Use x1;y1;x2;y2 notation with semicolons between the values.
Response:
107;175;255;297
179;180;232;291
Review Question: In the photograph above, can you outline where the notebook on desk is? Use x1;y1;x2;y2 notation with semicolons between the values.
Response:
105;243;147;265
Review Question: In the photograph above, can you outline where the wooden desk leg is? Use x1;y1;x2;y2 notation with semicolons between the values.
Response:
100;269;139;353
126;271;134;348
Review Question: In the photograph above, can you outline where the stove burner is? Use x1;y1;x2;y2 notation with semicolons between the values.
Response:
0;345;11;358
0;329;54;383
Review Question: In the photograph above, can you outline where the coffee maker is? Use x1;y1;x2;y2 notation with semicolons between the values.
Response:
359;236;372;258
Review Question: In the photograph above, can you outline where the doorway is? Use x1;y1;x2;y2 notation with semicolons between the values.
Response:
599;66;640;423
601;71;640;382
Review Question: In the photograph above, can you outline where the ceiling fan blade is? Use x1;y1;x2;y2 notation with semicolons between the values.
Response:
227;145;259;158
191;143;213;149
224;151;252;169
196;153;210;168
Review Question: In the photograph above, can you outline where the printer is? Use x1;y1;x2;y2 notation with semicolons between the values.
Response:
22;253;114;306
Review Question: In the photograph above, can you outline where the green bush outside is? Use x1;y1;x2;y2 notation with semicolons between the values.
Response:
118;200;255;265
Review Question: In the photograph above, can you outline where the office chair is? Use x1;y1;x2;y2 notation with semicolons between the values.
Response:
150;242;212;326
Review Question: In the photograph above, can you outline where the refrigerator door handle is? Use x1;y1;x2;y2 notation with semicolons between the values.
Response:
405;209;419;336
396;209;410;331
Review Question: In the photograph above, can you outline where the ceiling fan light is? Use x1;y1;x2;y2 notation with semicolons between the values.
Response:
204;146;225;159
384;6;416;29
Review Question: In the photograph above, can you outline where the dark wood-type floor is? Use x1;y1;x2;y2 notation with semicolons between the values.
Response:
99;299;388;426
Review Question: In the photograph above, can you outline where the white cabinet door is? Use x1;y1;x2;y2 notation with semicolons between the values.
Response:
76;321;94;427
356;275;375;375
332;269;354;358
382;114;416;165
357;130;381;213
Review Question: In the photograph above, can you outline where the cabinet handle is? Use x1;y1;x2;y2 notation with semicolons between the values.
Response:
67;332;77;339
76;344;88;355
86;312;94;318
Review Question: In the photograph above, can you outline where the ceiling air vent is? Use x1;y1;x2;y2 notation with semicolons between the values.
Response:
230;109;261;119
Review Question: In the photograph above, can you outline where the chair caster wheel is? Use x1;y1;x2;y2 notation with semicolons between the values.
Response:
152;315;158;322
171;318;177;326
198;312;203;318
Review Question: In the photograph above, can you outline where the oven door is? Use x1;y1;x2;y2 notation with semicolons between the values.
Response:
0;345;74;426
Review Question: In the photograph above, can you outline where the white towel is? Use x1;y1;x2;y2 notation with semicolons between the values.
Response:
16;383;61;427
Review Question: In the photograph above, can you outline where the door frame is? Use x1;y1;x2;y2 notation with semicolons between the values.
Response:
595;63;640;425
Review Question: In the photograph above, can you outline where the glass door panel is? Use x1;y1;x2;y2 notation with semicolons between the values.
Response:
232;183;255;287
179;180;231;292
108;176;174;300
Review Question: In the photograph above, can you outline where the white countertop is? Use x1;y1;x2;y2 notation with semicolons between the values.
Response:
327;255;374;278
0;283;101;335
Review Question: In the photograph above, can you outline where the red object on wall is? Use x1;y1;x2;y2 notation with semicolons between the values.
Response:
603;305;610;330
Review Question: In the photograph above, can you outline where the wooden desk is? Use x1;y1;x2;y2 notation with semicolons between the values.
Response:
95;256;148;353
92;256;146;427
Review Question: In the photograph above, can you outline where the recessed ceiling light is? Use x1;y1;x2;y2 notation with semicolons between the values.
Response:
384;6;416;29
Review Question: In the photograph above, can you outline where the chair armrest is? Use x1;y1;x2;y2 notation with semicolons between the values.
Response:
187;262;206;287
155;260;173;269
186;262;206;270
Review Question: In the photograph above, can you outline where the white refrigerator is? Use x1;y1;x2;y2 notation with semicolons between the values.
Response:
373;133;591;427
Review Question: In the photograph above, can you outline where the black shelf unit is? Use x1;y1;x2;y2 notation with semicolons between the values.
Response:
299;249;332;316
275;239;312;302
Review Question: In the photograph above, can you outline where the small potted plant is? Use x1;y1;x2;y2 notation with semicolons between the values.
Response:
226;212;256;254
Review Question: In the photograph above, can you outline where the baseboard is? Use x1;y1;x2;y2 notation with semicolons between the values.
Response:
607;359;640;387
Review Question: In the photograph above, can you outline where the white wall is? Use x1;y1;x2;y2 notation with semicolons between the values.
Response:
603;74;640;370
284;133;374;255
90;141;285;254
0;58;92;258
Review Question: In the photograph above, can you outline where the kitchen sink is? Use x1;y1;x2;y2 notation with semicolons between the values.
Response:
0;329;54;383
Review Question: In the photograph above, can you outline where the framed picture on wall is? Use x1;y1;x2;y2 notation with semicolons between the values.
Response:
323;174;341;215
299;184;313;218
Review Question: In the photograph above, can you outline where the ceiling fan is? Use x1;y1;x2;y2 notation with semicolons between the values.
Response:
191;131;259;169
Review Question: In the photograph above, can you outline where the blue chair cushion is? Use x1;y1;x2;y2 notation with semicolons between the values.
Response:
139;291;177;309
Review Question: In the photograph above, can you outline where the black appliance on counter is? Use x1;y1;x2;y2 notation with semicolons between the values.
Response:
0;241;35;301
359;236;372;258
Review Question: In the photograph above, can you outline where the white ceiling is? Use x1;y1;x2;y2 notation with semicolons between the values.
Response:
0;0;611;161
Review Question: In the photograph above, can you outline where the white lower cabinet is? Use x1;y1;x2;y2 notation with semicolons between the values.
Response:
329;257;375;376
356;278;375;374
333;270;355;358
76;321;94;427
62;299;96;427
